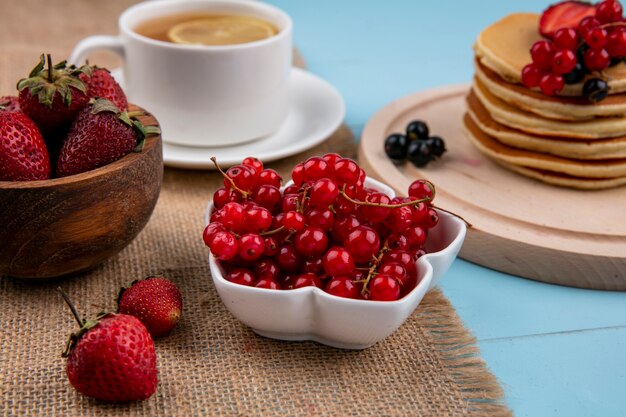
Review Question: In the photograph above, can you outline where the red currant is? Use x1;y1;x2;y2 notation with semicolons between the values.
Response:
305;207;335;231
551;48;578;75
238;233;265;261
530;40;555;70
379;262;408;286
579;16;601;38
209;231;239;260
255;278;281;290
539;73;565;96
203;222;225;246
323;247;355;277
302;157;329;182
227;268;256;286
584;27;608;49
303;257;324;275
224;164;256;192
584;47;611;71
294;226;329;258
242;156;263;175
309;178;339;207
423;208;439;229
291;163;305;186
386;206;413;232
333;158;360;186
276;244;301;272
596;0;623;24
322;153;342;168
553;28;579;51
283;210;306;231
293;273;322;289
263;236;279;256
344;226;381;263
358;192;391;224
387;232;410;251
325;276;359;299
258;169;282;188
213;187;239;209
406;226;427;248
252;185;281;213
521;64;543;88
411;201;429;226
255;259;280;281
331;215;361;243
369;274;400;301
607;27;626;57
281;193;299;212
382;249;417;277
245;206;272;232
408;179;435;203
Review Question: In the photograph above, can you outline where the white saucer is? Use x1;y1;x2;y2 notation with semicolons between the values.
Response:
111;68;345;169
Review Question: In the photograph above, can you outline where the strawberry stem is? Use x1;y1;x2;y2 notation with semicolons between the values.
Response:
57;287;84;327
47;54;53;83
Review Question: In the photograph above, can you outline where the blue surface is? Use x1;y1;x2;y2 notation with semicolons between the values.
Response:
266;0;626;416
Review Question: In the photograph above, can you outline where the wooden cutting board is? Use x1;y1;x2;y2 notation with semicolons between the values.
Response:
358;84;626;291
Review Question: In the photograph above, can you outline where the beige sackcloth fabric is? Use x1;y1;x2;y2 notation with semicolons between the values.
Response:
0;1;511;415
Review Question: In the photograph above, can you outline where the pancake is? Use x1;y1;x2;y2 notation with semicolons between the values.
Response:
462;112;626;179
466;91;626;160
475;60;626;121
499;163;626;189
474;13;626;96
472;78;626;139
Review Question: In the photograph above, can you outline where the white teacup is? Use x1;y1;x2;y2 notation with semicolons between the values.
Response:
70;0;292;148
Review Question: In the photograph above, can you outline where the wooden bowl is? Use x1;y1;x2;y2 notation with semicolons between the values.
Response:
0;105;163;280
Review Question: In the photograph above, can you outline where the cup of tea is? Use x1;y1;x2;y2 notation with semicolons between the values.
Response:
70;0;292;148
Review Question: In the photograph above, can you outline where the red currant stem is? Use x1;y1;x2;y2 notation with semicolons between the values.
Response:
259;226;285;237
297;187;309;213
339;186;432;208
210;157;249;198
432;205;473;228
601;22;626;30
355;266;370;271
361;246;390;297
56;287;85;327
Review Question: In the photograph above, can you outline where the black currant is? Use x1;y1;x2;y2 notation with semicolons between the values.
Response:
407;141;433;168
576;44;589;71
425;136;447;158
384;134;409;162
583;78;609;103
406;120;429;140
563;63;586;85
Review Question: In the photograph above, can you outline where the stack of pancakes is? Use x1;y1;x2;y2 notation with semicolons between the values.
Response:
464;13;626;189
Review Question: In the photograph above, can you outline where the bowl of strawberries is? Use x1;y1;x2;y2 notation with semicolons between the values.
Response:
0;54;162;279
203;155;466;349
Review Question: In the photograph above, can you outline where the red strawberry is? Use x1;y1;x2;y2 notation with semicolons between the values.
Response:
540;1;596;38
56;98;160;177
0;110;51;181
118;276;183;338
80;67;128;111
17;54;90;136
0;96;20;112
59;288;158;402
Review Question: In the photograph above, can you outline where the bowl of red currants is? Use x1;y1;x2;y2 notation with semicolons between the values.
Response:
203;155;466;349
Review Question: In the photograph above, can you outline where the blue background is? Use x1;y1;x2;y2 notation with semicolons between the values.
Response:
265;1;626;415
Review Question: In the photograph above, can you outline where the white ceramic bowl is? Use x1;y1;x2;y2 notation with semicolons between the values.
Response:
206;177;466;349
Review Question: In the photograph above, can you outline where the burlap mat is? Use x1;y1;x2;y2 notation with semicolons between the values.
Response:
0;1;511;416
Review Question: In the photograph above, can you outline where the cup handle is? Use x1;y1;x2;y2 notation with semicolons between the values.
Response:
69;35;125;65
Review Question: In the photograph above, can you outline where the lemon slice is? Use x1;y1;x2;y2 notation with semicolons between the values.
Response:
167;16;276;46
